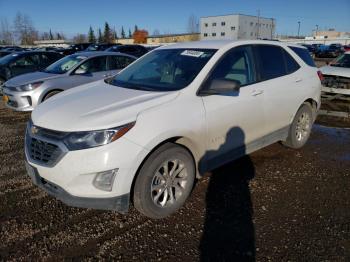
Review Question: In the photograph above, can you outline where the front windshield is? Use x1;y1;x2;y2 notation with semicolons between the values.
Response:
110;48;217;91
331;54;350;68
44;55;86;74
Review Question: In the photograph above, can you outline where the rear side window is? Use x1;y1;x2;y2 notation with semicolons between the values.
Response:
255;45;286;81
283;50;300;74
77;56;107;73
108;55;135;70
289;46;316;67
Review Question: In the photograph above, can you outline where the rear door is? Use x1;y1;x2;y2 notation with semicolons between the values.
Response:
253;44;303;135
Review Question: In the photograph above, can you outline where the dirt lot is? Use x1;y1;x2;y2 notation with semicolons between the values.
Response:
0;101;349;261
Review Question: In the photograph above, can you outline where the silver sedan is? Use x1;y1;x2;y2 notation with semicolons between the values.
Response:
2;52;136;111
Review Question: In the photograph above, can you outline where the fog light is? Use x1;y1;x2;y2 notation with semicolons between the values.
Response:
92;169;118;191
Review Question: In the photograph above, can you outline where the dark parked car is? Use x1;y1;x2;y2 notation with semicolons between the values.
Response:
316;45;344;58
56;43;92;56
0;51;11;58
300;44;316;55
0;51;63;86
85;43;120;51
106;44;148;57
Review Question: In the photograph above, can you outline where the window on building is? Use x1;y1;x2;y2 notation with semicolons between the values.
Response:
221;32;225;36
205;23;208;27
250;22;254;26
212;33;216;36
221;22;225;26
250;32;253;36
212;22;217;26
204;33;208;37
231;26;236;31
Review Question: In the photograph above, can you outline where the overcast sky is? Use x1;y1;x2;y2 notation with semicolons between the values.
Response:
0;0;349;37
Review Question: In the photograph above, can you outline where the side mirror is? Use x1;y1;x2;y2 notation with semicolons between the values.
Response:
75;68;88;75
200;79;241;96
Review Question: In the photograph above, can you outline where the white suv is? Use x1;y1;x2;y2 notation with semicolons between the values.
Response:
25;40;322;218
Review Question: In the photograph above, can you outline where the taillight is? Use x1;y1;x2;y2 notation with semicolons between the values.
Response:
317;70;324;82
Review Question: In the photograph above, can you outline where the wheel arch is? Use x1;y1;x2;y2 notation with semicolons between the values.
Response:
129;136;201;205
41;88;64;102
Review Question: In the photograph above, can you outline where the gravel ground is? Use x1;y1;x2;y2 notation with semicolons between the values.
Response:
0;102;349;261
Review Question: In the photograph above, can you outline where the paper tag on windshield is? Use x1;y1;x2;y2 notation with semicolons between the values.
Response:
181;50;204;58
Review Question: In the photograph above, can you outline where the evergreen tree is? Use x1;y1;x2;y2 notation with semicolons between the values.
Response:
98;28;103;43
88;26;96;43
103;22;112;43
134;25;138;33
49;29;53;40
121;26;126;38
128;29;132;38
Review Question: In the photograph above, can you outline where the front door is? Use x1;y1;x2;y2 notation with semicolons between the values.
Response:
200;45;265;170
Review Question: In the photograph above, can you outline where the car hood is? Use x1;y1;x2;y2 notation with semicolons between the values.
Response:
320;65;350;78
5;71;63;87
32;80;179;132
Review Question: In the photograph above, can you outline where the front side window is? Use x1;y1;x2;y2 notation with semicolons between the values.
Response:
255;45;287;81
11;56;35;67
203;45;256;90
76;56;107;73
110;49;217;91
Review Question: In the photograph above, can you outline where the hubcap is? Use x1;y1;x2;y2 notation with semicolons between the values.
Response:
151;159;188;207
295;112;311;142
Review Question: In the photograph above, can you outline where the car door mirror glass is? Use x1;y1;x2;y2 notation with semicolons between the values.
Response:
201;79;241;96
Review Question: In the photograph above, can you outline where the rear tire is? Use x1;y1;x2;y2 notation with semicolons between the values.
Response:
43;90;61;101
133;143;195;219
283;104;314;149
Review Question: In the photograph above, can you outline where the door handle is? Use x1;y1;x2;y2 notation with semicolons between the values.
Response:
251;89;264;96
295;78;303;82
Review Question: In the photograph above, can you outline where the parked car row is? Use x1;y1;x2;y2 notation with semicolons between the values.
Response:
2;52;136;109
298;43;346;58
16;40;322;219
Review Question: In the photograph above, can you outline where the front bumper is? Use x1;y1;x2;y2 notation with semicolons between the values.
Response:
2;88;38;111
25;162;130;212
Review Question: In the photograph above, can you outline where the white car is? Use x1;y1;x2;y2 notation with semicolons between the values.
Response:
320;51;350;89
25;40;322;218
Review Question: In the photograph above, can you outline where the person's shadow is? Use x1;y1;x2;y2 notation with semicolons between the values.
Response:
199;127;256;262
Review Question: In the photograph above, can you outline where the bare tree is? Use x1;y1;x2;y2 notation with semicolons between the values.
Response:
13;12;38;45
187;14;199;33
0;18;14;45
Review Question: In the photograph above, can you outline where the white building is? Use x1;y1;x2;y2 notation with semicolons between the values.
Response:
200;14;276;40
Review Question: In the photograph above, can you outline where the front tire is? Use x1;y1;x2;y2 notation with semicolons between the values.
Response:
283;104;314;149
133;143;195;219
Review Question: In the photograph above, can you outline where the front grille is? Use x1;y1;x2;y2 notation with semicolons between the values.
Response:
323;75;350;89
26;135;64;166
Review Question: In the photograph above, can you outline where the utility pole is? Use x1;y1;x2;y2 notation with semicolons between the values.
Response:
297;21;301;38
257;9;260;39
315;24;319;37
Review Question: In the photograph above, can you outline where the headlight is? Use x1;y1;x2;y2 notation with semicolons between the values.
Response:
16;81;43;92
63;122;135;150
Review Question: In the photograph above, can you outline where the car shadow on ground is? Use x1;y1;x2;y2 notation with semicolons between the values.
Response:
199;127;256;262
